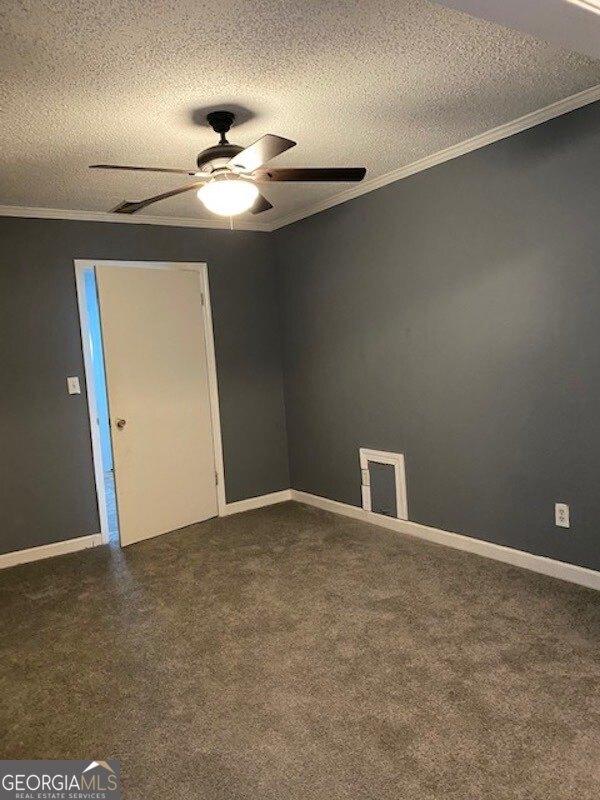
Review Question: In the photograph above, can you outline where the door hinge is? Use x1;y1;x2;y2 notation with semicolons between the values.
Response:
215;471;219;486
201;292;205;306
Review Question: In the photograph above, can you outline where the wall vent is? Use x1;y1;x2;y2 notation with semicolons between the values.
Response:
359;448;408;520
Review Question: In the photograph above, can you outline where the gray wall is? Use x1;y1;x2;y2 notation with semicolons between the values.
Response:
276;102;600;571
3;102;600;570
0;218;289;554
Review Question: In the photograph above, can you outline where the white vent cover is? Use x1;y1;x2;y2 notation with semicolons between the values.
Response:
359;448;408;520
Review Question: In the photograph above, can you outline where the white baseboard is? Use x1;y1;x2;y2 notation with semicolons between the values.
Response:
0;533;103;571
290;490;600;591
221;489;292;517
6;492;597;592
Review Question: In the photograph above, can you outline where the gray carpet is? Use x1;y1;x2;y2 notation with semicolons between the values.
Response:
1;501;599;799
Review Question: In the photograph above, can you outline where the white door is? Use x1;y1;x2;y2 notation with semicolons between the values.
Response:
96;265;218;546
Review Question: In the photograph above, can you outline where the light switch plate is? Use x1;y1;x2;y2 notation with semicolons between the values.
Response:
67;376;81;395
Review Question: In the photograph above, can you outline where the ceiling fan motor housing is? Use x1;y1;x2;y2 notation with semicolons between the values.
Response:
196;142;243;172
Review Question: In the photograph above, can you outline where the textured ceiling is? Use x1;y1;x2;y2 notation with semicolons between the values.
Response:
1;0;599;227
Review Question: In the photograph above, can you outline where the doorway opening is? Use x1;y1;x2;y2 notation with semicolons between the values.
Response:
75;260;226;547
82;269;120;545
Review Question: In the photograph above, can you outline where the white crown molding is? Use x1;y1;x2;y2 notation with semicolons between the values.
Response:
1;83;599;233
569;0;600;12
0;204;271;231
270;83;600;230
290;490;600;591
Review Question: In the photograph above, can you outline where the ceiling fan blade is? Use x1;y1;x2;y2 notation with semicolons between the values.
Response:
110;179;206;214
228;134;296;172
111;201;146;214
91;164;204;176
252;167;366;182
250;193;273;214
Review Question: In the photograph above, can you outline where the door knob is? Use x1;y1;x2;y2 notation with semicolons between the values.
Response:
116;418;127;429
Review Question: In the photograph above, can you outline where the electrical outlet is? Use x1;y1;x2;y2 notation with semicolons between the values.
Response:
555;503;570;529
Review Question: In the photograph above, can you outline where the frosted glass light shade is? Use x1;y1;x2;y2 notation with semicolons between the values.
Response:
197;178;259;216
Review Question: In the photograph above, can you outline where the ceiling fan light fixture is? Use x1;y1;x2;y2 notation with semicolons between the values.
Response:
197;175;259;216
92;111;366;216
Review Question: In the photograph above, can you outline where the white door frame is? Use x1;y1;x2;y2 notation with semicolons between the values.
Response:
74;259;226;543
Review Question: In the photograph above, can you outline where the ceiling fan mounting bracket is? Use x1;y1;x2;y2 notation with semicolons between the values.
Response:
207;110;235;140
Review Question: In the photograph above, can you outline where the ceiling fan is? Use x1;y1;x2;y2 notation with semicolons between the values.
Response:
90;110;366;217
